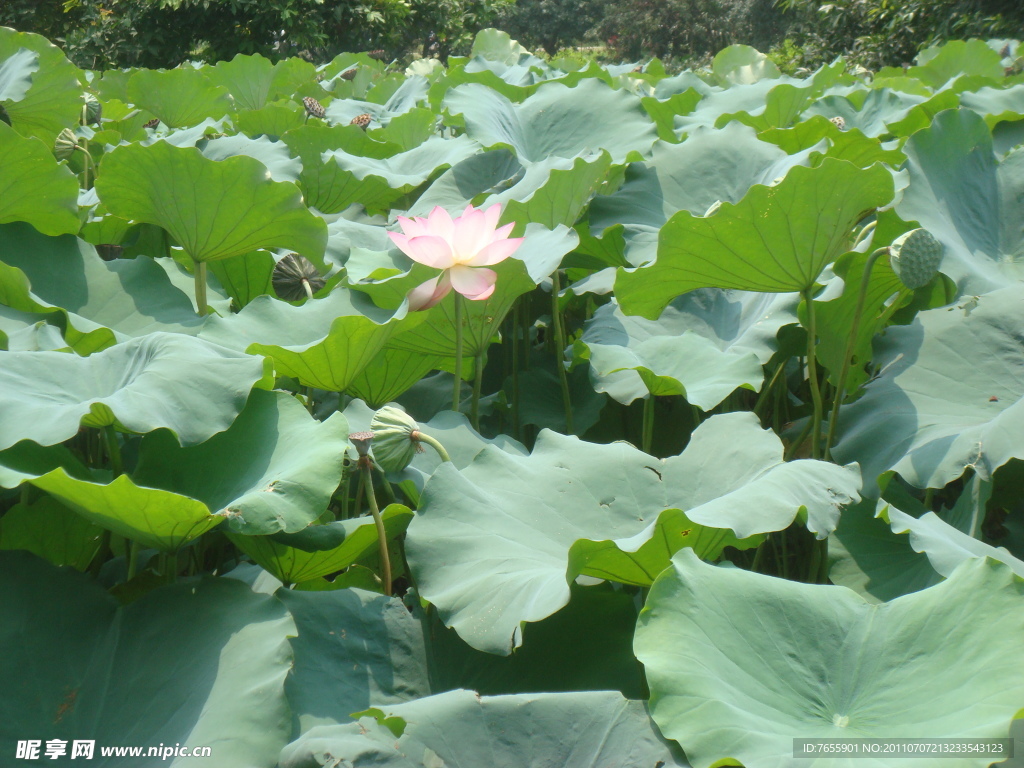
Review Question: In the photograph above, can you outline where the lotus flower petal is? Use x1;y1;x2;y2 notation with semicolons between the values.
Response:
390;233;456;269
453;207;492;263
464;236;525;267
426;206;455;242
449;265;497;300
408;272;453;310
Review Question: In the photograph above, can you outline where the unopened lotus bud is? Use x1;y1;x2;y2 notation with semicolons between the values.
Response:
370;405;422;472
54;128;79;160
272;252;324;300
83;92;102;124
889;228;943;289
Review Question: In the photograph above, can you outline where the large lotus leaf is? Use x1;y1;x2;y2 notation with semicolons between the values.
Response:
370;225;578;359
711;44;781;85
0;46;35;104
209;53;276;111
229;504;413;583
96;141;327;263
236;102;306;138
575;290;797;407
0;496;103;570
0;225;209;348
199;133;302;183
207;249;275;308
0;332;270;451
125;67;233;128
760;116;907;168
279;689;687;768
637;551;1024;768
347;347;445;408
615;159;895;318
895;108;1024;294
910;39;1005;88
0;551;295;768
885;505;1024;579
372;107;437;151
804;88;959;139
719;81;818;132
833;286;1024;491
0;122;79;236
0;305;66;351
443;78;658;163
317;135;480;214
0;29;81;143
277;587;432;735
588;123;819;268
828;497;944;603
407;412;859;653
200;286;419;391
407;148;524;217
12;390;346;549
960;83;1024;127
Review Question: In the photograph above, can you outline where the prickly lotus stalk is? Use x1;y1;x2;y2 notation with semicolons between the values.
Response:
889;228;943;290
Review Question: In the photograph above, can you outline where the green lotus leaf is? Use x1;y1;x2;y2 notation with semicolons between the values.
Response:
909;39;1005;89
277;587;433;735
229;504;412;583
759;116;907;167
0;304;66;351
0;551;295;768
0;29;81;143
636;550;1024;768
884;505;1024;579
575;290;797;408
407;412;859;653
200;286;420;391
199;133;302;183
236;102;306;138
347;347;445;408
125;67;233;128
895;108;1024;294
373;107;437;151
833;286;1024;491
711;44;781;85
315;134;480;215
325;75;428;123
960;83;1024;127
0;122;79;235
675;78;779;132
0;496;103;570
408;148;523;216
0;224;207;349
0;332;270;450
443;78;658;163
96;140;327;264
208;52;276;111
828;497;943;603
269;56;318;100
279;689;687;768
804;88;958;138
206;249;275;308
615;159;895;318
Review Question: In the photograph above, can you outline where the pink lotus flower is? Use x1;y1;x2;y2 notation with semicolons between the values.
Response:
389;204;524;310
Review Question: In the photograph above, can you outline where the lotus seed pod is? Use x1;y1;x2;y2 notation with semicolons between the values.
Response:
83;92;102;124
272;253;324;301
830;115;846;130
370;405;421;473
54;128;79;160
143;117;160;129
303;96;326;119
339;68;358;81
889;228;944;290
350;113;372;130
349;431;374;458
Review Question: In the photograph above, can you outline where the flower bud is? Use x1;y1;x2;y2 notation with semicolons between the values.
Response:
370;405;421;473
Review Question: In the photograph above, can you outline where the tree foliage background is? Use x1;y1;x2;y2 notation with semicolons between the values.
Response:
1;0;1022;70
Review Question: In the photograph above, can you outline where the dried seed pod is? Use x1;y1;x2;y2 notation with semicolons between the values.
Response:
339;68;358;81
83;92;102;124
350;113;372;130
367;49;387;60
349;431;375;458
54;128;79;160
143;117;160;129
889;228;944;290
303;96;326;119
272;252;325;300
830;115;846;131
95;244;123;261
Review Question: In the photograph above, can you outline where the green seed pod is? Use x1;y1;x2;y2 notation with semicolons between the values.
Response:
370;405;421;473
272;252;324;301
83;92;102;124
889;228;943;290
54;128;79;160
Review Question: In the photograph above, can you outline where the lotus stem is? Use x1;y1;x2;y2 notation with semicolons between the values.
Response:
103;425;123;476
642;396;655;454
77;142;94;190
302;279;314;300
412;431;451;463
824;247;888;460
511;300;521;440
360;458;392;596
452;292;464;413
193;258;208;316
801;287;824;460
127;540;140;581
753;357;787;424
852;219;877;250
471;351;484;430
550;269;574;435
